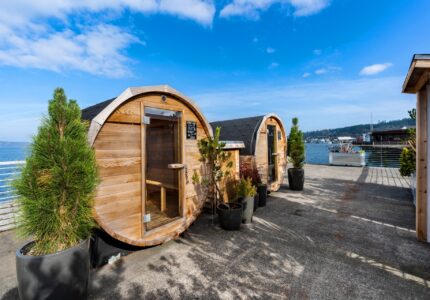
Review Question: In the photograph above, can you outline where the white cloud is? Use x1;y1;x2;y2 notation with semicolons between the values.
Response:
269;62;280;69
220;0;330;19
266;47;276;54
315;68;327;75
192;76;414;132
0;24;140;77
0;0;215;77
313;49;322;55
360;63;393;76
303;72;311;78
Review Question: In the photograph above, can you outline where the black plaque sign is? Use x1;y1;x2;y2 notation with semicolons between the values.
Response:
186;121;197;140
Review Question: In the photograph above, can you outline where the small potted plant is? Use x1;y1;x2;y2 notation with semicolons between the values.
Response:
239;163;261;211
198;127;243;230
13;88;99;300
235;177;257;224
287;117;305;190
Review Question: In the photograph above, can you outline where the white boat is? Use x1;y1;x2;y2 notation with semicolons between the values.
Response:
329;138;365;167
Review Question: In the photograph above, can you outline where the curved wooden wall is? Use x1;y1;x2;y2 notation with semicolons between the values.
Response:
92;91;210;246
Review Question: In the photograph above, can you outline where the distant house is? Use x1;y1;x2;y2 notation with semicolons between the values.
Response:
371;128;412;144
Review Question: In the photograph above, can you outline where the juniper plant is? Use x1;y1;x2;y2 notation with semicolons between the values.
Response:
13;88;98;255
288;117;305;169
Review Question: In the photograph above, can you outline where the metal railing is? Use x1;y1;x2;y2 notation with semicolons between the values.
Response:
0;161;24;231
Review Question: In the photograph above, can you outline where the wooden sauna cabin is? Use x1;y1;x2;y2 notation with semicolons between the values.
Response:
211;114;287;191
82;85;214;247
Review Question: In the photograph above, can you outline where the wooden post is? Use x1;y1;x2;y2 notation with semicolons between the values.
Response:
416;87;428;241
160;187;166;212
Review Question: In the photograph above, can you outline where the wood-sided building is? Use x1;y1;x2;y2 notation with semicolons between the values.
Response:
211;114;287;191
82;85;217;247
403;54;430;243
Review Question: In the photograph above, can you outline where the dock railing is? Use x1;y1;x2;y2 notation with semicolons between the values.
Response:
0;161;24;232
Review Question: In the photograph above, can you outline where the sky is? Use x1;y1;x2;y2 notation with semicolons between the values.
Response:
0;0;429;142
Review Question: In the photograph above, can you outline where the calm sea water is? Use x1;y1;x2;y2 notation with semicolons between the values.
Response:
0;142;29;162
305;143;402;168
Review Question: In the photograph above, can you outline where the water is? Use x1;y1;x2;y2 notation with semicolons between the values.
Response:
305;143;402;168
0;142;29;162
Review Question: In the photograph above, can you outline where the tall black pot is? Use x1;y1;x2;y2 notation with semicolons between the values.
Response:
217;203;243;231
288;168;304;191
253;193;259;212
16;239;90;300
257;184;267;207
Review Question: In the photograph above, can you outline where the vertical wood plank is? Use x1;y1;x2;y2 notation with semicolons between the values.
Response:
416;87;428;241
160;187;166;212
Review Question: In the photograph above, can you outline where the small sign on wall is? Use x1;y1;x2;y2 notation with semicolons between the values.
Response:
277;130;282;140
186;121;197;140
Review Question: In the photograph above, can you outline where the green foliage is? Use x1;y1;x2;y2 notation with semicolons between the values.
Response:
399;108;416;177
191;170;200;185
197;127;232;205
235;177;257;198
288;117;305;169
13;88;99;255
399;147;416;177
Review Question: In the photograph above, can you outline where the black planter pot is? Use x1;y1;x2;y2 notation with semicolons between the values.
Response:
240;196;254;224
253;193;259;212
257;184;267;207
288;168;305;191
217;203;243;231
16;239;90;300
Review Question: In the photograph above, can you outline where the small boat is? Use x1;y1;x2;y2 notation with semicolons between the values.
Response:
329;137;365;167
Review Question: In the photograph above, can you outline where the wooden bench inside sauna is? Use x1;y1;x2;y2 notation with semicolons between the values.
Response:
211;114;288;192
82;85;218;247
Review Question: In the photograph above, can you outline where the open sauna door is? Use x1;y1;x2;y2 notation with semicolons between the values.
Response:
267;124;277;183
143;107;183;232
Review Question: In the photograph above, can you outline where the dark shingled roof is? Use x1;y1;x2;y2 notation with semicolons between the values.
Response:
211;115;265;155
81;98;116;121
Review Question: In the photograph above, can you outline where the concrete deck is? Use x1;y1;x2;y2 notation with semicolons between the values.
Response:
1;165;429;299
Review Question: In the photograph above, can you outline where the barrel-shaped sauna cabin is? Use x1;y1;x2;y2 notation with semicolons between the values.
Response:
82;86;213;246
211;114;287;191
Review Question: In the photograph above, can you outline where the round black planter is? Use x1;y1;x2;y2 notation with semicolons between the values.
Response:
16;239;90;300
217;203;243;231
253;193;259;212
240;196;254;224
288;168;305;191
257;185;267;207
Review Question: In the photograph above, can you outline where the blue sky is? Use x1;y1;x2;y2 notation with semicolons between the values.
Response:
0;0;429;141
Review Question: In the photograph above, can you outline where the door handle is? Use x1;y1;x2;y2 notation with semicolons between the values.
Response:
168;163;186;169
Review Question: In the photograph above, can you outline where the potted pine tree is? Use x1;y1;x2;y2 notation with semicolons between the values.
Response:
198;127;243;231
288;117;305;191
236;177;257;224
13;88;98;300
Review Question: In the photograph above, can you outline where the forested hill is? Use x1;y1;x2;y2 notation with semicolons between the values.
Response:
304;118;415;139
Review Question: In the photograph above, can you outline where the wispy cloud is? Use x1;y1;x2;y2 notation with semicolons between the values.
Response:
192;76;413;131
303;72;311;78
313;49;322;55
269;62;280;69
0;0;216;77
315;68;327;75
266;47;276;54
360;63;393;76
220;0;330;19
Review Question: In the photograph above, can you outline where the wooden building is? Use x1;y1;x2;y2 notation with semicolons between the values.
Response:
402;54;430;242
82;85;219;247
211;114;287;191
